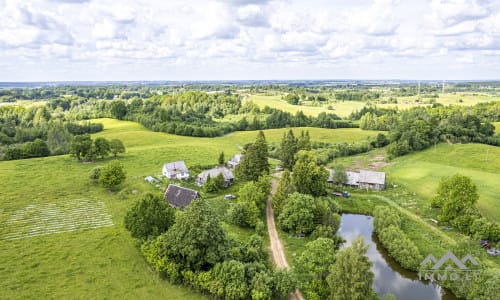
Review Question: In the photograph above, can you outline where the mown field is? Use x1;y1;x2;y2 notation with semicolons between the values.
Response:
384;143;500;223
0;119;378;299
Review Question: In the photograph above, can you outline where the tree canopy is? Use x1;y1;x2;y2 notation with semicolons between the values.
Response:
292;151;328;197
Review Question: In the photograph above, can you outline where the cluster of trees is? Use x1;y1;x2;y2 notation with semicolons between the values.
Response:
125;198;296;299
228;178;270;229
235;131;270;182
279;130;311;170
0;105;104;160
373;206;422;271
203;173;227;193
70;135;125;161
431;174;500;242
334;91;380;101
90;161;127;189
354;103;500;158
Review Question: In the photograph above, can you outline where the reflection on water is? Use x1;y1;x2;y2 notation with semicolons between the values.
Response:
338;214;457;300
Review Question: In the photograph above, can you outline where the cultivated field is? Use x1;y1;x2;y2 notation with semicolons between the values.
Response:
0;119;378;299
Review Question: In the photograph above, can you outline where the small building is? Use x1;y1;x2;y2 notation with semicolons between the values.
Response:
358;170;386;190
327;169;359;187
227;154;243;168
164;184;200;209
162;161;190;180
196;167;234;187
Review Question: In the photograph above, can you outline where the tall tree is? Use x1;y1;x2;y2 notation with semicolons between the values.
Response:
280;130;297;170
70;134;93;161
272;169;292;215
109;139;125;157
162;199;229;270
278;192;317;235
292;151;328;197
431;174;479;224
124;193;175;240
236;131;269;181
218;151;225;165
47;122;71;155
94;137;110;159
110;100;127;120
327;237;374;300
297;130;311;151
295;238;337;300
332;164;348;185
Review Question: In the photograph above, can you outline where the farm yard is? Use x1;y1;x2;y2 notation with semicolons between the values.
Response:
0;118;378;299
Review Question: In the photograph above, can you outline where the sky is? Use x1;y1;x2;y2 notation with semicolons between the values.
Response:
0;0;499;81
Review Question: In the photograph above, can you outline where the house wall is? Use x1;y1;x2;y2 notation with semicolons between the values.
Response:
359;183;385;190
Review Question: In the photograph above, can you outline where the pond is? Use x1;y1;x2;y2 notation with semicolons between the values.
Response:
338;214;457;300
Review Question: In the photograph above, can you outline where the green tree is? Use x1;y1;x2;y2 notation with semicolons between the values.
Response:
228;201;260;228
70;134;93;161
109;139;125;157
239;180;267;211
162;199;229;270
99;161;126;189
431;174;479;225
214;172;226;190
89;166;102;182
295;238;336;300
211;260;249;299
279;130;297;170
124;193;175;240
110;100;127;119
297;130;311;151
94;137;110;159
218;151;225;165
236;131;269;181
204;174;218;193
292;151;328;197
47;122;71;155
327;237;374;300
467;268;500;300
332;164;347;185
272;170;292;215
278;193;316;235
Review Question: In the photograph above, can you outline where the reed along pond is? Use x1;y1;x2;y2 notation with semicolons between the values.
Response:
338;214;457;300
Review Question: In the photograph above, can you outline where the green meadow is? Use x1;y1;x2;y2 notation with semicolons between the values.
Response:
0;118;377;299
384;143;500;223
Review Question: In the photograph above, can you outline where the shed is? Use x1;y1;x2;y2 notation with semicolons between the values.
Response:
358;170;386;190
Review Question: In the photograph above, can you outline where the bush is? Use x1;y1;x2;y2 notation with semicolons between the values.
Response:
227;201;260;228
373;206;401;233
278;193;316;235
378;226;422;271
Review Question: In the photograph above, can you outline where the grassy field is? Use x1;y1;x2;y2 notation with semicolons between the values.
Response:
0;118;378;299
383;143;500;223
247;92;499;119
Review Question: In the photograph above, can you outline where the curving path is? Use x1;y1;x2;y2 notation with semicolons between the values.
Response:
266;178;304;300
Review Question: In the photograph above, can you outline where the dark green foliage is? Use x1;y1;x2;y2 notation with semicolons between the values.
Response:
279;130;297;170
109;139;125;157
236;131;270;181
378;226;422;271
218;151;225;165
327;237;374;300
94;137;110;159
161;199;229;271
99;160;126;189
284;93;300;105
432;174;479;227
297;130;311;151
70;134;93;161
203;175;219;193
211;260;249;299
278;193;317;235
292;151;328;197
295;238;337;300
124;193;175;240
272;169;292;215
89;166;102;181
373;206;401;233
110;100;127;119
227;201;260;228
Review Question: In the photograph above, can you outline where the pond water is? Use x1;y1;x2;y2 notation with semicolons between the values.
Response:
338;214;457;300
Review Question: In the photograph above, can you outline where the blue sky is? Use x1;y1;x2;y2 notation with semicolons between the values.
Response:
0;0;499;81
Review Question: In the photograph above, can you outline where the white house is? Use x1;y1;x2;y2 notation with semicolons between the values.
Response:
162;161;190;180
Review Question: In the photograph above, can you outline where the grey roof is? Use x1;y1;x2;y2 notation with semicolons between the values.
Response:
358;170;386;185
163;161;189;173
229;154;243;163
198;167;234;181
328;169;359;186
164;184;200;208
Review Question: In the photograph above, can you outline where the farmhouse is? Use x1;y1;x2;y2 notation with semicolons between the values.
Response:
196;167;234;187
358;170;386;190
162;160;190;180
164;184;200;209
227;154;243;168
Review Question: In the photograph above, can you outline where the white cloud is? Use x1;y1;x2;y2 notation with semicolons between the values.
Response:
0;0;499;80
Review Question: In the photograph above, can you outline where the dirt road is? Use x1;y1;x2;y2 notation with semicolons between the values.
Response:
266;178;304;300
